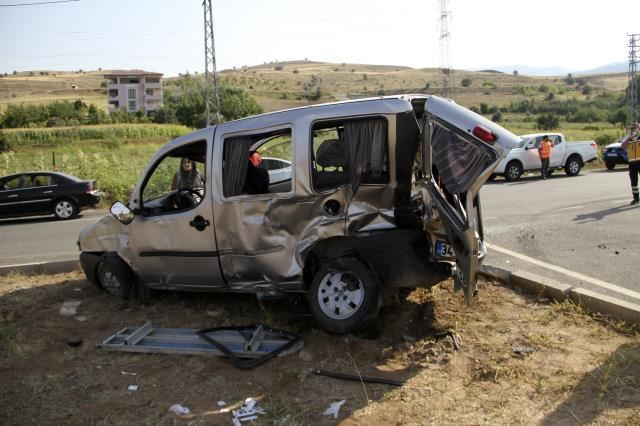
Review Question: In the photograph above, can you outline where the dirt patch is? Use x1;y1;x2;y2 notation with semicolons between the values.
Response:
0;271;638;425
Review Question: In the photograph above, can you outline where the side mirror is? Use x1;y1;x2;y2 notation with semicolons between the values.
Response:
110;201;134;225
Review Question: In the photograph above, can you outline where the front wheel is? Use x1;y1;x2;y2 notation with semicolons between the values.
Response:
565;156;582;176
53;198;78;220
97;254;135;299
605;160;616;170
308;257;381;334
504;161;522;182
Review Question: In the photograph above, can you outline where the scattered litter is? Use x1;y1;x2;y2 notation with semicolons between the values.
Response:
322;400;346;419
73;288;83;292
432;330;462;350
59;300;82;316
232;398;266;425
76;315;88;322
121;371;137;376
169;403;190;416
512;345;535;355
67;338;83;347
298;349;313;362
217;400;226;407
127;385;138;391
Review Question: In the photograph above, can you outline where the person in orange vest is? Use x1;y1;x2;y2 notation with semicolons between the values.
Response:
621;122;640;205
538;135;553;180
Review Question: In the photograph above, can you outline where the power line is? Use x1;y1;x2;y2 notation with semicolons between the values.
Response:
0;0;80;6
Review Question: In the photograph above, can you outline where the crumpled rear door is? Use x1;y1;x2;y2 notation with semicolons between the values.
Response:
421;96;519;301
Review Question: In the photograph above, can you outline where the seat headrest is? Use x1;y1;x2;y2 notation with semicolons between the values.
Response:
316;138;347;168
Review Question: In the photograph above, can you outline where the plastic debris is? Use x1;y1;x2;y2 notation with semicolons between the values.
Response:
59;300;82;316
169;403;190;416
322;400;346;419
121;371;137;376
217;400;226;407
232;398;266;424
127;385;138;391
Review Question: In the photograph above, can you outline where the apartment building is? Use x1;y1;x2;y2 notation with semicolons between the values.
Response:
104;70;163;115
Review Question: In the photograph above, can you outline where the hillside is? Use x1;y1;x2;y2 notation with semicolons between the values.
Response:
0;61;629;114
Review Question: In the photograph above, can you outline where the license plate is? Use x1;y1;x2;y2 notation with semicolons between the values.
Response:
435;240;455;257
606;153;618;157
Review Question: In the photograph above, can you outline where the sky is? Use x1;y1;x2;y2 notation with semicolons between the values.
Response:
0;0;638;77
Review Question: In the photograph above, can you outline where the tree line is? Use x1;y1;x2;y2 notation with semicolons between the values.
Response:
0;74;262;130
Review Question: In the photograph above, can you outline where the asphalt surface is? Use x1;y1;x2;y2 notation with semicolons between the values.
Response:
482;167;640;304
1;169;638;307
0;209;105;266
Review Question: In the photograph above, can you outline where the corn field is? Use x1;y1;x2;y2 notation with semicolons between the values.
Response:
2;124;190;146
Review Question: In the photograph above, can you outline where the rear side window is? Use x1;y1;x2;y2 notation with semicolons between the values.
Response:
222;128;293;197
311;117;389;191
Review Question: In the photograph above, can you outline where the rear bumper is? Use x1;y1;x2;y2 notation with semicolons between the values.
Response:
77;191;102;210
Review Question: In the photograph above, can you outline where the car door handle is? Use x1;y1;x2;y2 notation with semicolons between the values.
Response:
8;194;18;198
43;190;53;194
189;215;210;231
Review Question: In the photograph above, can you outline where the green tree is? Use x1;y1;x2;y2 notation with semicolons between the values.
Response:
608;108;628;127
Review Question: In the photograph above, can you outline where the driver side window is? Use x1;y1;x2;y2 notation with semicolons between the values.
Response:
141;140;207;215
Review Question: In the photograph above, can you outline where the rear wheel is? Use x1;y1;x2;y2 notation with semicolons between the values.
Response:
97;254;135;299
53;198;78;220
308;257;381;334
564;156;582;176
504;161;522;182
605;160;616;170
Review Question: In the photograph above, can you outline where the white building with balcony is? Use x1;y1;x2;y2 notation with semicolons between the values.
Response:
104;70;163;115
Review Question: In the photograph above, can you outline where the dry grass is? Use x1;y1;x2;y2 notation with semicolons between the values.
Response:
0;270;638;425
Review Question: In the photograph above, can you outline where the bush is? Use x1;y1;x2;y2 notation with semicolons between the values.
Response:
491;112;503;122
461;78;472;87
536;113;559;130
274;65;283;71
594;132;618;147
0;131;7;152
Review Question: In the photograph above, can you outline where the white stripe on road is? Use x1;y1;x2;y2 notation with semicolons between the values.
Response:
486;242;640;301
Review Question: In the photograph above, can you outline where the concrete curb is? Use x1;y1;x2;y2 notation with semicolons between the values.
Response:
480;264;640;324
0;259;80;276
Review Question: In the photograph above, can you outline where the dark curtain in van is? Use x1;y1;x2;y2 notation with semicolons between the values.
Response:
344;118;386;190
431;126;493;194
222;135;253;197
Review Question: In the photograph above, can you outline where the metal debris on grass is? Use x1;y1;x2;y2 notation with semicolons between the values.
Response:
168;403;190;416
232;398;266;425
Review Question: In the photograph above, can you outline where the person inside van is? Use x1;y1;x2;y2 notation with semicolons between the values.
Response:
171;158;204;190
243;151;269;194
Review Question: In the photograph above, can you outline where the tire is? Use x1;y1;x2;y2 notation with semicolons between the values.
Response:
308;257;381;334
564;156;582;176
96;254;135;299
605;160;616;170
504;161;522;182
53;198;78;220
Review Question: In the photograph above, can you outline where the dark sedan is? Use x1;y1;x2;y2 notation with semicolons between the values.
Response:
602;142;628;170
0;171;101;220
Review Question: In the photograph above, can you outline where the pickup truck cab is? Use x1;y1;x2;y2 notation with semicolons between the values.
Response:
494;132;597;181
78;95;519;334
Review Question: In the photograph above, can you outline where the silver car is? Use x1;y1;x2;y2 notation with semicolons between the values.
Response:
78;95;518;334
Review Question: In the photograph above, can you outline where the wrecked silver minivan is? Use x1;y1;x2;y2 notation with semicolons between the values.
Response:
78;95;518;334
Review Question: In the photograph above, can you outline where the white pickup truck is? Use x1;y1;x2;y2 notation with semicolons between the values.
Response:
493;132;598;181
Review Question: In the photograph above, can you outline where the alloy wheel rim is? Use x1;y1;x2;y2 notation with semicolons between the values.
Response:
317;271;364;320
56;201;73;218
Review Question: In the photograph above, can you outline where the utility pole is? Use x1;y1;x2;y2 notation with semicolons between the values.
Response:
438;0;452;99
628;33;639;125
203;0;221;126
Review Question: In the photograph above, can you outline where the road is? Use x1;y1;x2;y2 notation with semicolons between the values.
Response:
482;168;640;304
0;209;105;266
1;169;638;304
